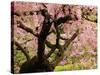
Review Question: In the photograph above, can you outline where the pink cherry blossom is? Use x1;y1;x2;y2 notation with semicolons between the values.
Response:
59;60;66;65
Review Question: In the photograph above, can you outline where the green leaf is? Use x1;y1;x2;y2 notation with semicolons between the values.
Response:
87;15;97;22
64;64;73;70
54;64;73;71
54;66;65;71
73;63;83;70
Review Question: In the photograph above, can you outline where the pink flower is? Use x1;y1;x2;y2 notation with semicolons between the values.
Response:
78;50;85;55
80;58;88;64
71;49;85;57
70;50;79;57
59;60;66;65
87;50;96;55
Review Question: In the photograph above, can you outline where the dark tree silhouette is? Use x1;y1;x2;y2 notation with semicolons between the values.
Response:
11;2;82;73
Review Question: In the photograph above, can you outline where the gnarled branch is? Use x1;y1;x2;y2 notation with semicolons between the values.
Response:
52;29;80;66
14;39;31;61
17;19;38;37
45;40;55;48
45;16;73;59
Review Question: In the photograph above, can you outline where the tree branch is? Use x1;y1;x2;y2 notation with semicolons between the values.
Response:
45;45;56;59
60;36;68;40
45;40;55;48
14;39;31;61
45;16;73;59
37;9;53;62
20;38;33;45
52;29;79;66
54;15;72;26
17;19;38;37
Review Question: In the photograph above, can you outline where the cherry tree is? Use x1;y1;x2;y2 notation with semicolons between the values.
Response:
11;2;97;73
